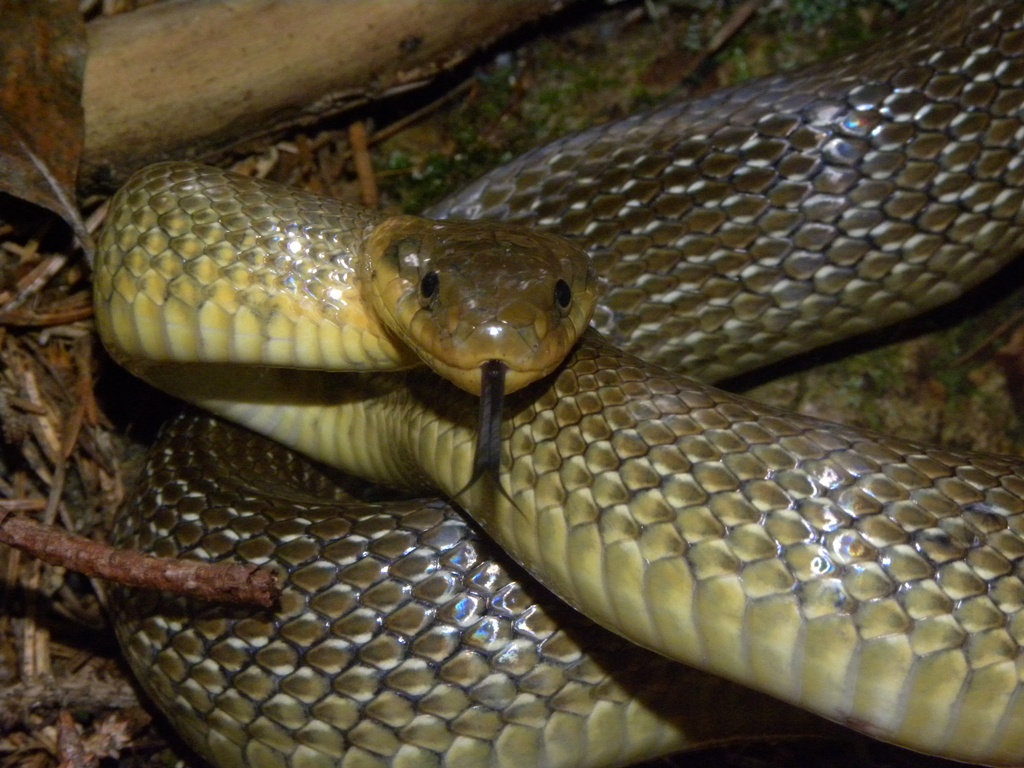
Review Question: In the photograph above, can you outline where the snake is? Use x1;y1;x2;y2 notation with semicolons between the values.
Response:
92;1;1024;766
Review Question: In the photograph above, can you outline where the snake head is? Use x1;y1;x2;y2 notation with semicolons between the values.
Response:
362;215;597;396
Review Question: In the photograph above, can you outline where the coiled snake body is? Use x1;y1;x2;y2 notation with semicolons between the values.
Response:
96;2;1024;766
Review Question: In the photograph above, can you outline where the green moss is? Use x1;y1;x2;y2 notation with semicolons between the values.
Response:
381;0;922;213
787;0;911;27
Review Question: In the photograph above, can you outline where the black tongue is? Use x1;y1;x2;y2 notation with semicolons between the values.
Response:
472;360;507;480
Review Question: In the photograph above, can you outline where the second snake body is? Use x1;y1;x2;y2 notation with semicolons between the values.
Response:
97;2;1024;767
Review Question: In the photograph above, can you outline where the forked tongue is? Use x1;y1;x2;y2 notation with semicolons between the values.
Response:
452;359;526;516
472;360;507;480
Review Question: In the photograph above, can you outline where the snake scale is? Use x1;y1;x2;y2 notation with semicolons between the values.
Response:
94;1;1024;766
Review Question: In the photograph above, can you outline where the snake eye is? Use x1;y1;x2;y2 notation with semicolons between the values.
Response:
554;279;572;312
420;271;439;303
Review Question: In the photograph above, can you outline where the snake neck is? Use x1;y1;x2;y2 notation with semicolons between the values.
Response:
94;162;424;375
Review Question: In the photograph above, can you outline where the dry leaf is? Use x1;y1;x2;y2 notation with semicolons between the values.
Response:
0;0;89;249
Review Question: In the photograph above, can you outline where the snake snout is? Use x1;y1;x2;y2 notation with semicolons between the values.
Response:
427;307;572;396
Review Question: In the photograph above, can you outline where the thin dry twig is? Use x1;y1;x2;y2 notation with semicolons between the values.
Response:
0;304;93;328
952;305;1024;367
0;678;138;731
348;121;379;210
659;0;762;84
371;78;476;148
0;499;47;512
705;0;762;56
56;710;89;768
0;512;280;608
0;253;68;313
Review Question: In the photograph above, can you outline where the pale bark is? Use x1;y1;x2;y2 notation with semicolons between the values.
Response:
81;0;579;190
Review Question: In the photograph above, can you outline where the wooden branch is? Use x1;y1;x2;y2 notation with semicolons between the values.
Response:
0;678;139;729
0;512;279;607
81;0;580;191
